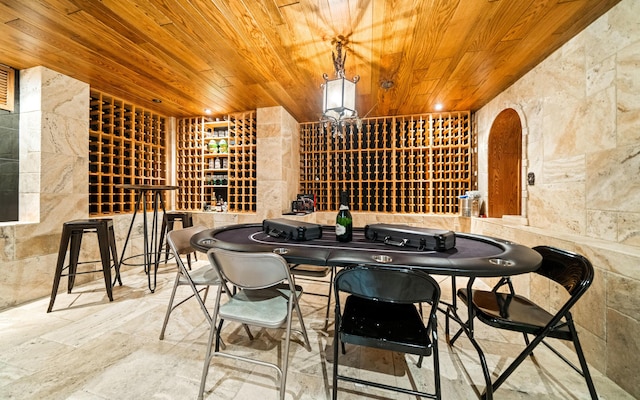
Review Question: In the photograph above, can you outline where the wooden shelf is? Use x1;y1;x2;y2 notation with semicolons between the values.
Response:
299;112;471;214
175;111;257;212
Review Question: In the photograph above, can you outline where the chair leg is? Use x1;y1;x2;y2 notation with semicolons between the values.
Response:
202;286;210;303
159;216;168;265
332;316;340;400
446;303;493;399
198;311;220;400
324;268;335;331
96;223;114;302
215;319;224;352
67;230;83;292
489;330;551;397
292;290;311;351
48;228;73;313
432;314;442;400
570;321;599;400
279;301;295;400
522;332;533;357
159;272;182;340
108;224;122;286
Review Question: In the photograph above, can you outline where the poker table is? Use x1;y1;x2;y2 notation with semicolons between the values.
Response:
190;223;542;277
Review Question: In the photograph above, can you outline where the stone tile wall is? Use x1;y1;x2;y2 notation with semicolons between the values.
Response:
474;0;640;396
0;67;158;309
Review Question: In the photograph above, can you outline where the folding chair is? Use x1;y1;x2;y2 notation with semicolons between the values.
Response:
199;248;311;400
159;225;219;340
332;265;441;399
450;245;598;399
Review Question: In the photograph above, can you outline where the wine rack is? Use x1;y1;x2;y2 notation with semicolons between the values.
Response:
89;90;167;216
299;112;471;214
175;111;257;212
176;117;203;210
228;112;257;212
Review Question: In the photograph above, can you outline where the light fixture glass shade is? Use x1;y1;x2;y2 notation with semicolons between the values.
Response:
323;76;357;119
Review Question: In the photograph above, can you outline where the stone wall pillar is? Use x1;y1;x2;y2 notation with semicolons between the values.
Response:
0;66;89;308
255;106;300;219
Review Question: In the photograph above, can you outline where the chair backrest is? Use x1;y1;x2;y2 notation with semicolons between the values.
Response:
207;248;290;290
167;225;206;257
334;266;440;305
532;246;594;299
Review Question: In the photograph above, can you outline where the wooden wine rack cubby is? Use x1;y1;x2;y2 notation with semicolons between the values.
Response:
300;112;471;214
89;90;167;216
176;116;203;211
175;111;257;212
228;112;257;212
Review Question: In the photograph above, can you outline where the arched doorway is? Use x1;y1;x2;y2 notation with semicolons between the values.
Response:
488;108;522;217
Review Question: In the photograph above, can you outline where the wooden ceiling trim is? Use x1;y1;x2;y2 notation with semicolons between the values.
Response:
125;0;270;112
239;0;319;104
0;3;21;24
193;0;289;81
68;0;148;45
391;0;460;113
501;0;556;42
371;1;417;117
471;1;534;51
431;1;486;61
179;3;312;117
147;0;247;77
358;0;384;115
60;23;222;113
91;0;213;73
276;1;329;119
0;0;623;120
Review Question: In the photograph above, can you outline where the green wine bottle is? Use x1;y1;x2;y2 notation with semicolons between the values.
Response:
336;191;353;242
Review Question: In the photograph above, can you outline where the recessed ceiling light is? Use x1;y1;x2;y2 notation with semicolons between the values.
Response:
204;108;212;114
380;80;394;90
152;98;162;103
434;103;443;111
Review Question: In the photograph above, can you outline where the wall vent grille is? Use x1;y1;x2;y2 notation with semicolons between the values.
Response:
0;65;15;112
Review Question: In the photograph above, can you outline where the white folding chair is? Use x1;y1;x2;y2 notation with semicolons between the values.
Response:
199;248;311;400
159;225;220;340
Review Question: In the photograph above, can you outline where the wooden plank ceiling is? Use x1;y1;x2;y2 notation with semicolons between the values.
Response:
0;0;621;122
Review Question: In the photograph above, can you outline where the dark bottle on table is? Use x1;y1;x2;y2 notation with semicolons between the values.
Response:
335;191;353;242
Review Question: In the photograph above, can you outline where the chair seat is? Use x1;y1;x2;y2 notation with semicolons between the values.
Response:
458;288;572;340
340;295;432;356
184;265;220;285
218;283;303;329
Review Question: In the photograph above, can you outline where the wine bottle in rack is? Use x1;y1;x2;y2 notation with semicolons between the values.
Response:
335;190;353;242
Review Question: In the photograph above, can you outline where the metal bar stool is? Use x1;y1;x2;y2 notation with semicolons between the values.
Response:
47;219;122;312
158;211;195;267
117;184;178;293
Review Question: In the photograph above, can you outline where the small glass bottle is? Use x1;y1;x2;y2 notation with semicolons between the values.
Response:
471;196;480;217
216;195;223;212
335;191;353;242
208;139;217;153
218;139;227;153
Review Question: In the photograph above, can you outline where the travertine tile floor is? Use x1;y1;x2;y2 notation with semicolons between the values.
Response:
0;258;633;400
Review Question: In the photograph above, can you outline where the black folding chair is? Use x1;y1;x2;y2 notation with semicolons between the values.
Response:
332;265;441;399
449;245;598;399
